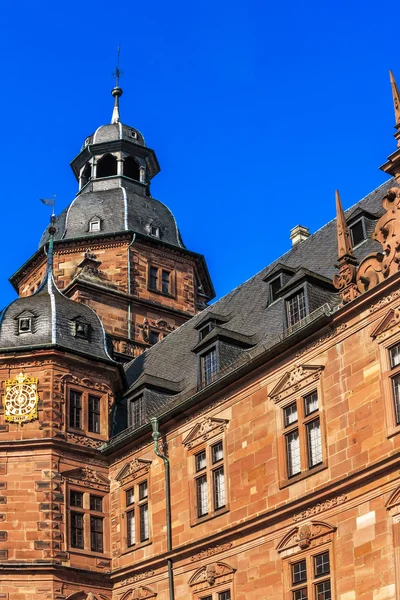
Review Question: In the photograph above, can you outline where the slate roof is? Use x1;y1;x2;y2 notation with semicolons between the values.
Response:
0;271;113;362
83;122;146;148
39;185;185;249
122;178;397;416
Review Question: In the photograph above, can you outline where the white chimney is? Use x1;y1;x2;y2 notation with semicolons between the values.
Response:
290;225;310;246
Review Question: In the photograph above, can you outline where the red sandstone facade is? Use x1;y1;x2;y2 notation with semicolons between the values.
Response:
2;74;400;600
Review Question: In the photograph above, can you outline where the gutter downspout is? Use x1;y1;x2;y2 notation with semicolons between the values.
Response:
151;417;175;600
127;233;136;340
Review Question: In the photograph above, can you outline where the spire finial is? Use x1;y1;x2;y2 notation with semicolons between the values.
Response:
390;70;400;127
333;190;360;304
47;214;56;276
335;190;354;259
111;45;123;124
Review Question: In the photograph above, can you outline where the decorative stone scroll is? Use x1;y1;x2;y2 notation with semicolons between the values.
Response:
269;364;324;403
276;520;336;556
62;467;110;492
356;187;400;293
115;458;152;484
182;417;229;449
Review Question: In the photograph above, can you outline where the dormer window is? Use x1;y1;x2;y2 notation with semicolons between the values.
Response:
74;320;90;340
199;321;215;341
150;225;160;238
349;218;366;247
201;347;219;386
89;218;101;232
286;289;307;327
130;130;138;139
19;317;31;333
269;276;282;303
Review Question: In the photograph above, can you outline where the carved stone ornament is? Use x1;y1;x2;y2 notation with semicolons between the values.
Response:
183;417;229;449
356;187;400;293
115;458;152;484
188;562;236;588
3;372;39;424
386;484;400;511
276;520;336;555
269;364;324;403
62;467;109;492
333;190;360;304
370;306;400;340
121;587;157;600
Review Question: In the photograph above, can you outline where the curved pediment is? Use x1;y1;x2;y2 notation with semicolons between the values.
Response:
276;520;336;554
386;484;400;510
120;587;157;600
189;561;236;587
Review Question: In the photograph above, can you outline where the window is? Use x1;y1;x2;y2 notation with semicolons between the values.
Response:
290;550;332;599
89;218;101;232
283;391;323;479
286;290;307;327
130;129;138;139
148;265;173;295
18;317;32;333
198;591;231;600
201;347;219;386
269;276;282;303
389;343;400;425
149;330;160;345
349;219;366;247
96;153;117;178
150;225;160;237
129;396;146;429
67;387;106;436
69;490;105;553
123;156;141;180
69;390;82;429
194;441;226;520
88;395;101;433
199;321;215;341
125;479;150;547
74;320;90;339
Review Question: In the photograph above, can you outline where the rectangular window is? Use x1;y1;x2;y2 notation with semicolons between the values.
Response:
70;491;83;508
199;321;215;341
196;474;208;517
283;390;323;480
88;395;100;433
349;219;365;247
389;344;400;426
201;347;218;386
269;276;282;302
125;479;150;547
149;266;158;290
213;466;225;510
90;495;102;512
286;290;307;327
193;440;227;521
70;511;84;549
219;593;231;600
161;270;170;294
290;550;331;599
90;516;104;553
130;396;145;428
69;390;82;428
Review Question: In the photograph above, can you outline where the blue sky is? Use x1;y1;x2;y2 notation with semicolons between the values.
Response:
0;1;398;306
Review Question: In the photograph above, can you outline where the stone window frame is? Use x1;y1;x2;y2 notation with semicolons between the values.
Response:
285;543;334;600
147;262;176;298
183;417;229;527
124;477;150;550
67;484;107;557
115;458;152;555
66;383;107;440
269;364;327;489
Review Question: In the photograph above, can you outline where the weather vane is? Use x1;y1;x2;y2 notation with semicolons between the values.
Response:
40;195;56;218
113;44;123;88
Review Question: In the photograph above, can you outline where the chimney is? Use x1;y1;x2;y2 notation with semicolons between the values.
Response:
290;225;310;246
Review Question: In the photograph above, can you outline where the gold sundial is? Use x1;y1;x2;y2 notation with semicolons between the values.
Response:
3;372;39;423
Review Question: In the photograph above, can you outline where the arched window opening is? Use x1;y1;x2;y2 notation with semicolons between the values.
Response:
123;156;141;181
96;154;117;178
81;163;92;187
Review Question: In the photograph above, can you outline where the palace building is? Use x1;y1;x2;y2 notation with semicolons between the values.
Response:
2;72;400;600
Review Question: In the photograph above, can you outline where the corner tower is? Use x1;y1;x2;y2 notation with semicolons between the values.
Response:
10;82;215;361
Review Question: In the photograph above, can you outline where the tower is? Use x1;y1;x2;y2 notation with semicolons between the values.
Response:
10;82;214;361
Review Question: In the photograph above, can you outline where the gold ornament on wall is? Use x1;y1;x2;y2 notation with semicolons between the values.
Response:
3;372;39;423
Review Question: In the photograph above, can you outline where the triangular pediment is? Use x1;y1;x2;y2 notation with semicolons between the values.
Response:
269;364;324;403
189;562;236;587
115;458;152;483
63;467;109;491
183;417;228;449
371;307;400;340
14;310;36;320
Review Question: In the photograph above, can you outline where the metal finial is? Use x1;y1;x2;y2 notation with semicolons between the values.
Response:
111;44;123;124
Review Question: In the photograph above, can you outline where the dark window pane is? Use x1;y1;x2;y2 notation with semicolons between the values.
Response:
350;219;365;246
315;580;331;600
213;466;225;510
139;481;148;500
286;429;301;477
292;559;307;584
270;277;281;302
306;418;322;468
195;450;206;472
70;511;84;549
390;344;400;368
139;502;149;541
88;395;100;433
199;321;214;341
161;270;170;294
304;391;318;415
149;266;158;290
90;495;102;512
126;488;134;506
201;348;218;385
69;390;82;429
90;516;103;552
286;290;307;326
219;592;231;600
196;474;208;517
284;403;298;427
293;589;308;600
130;397;145;428
127;509;135;546
70;491;83;508
314;551;330;577
393;374;400;424
212;441;223;463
